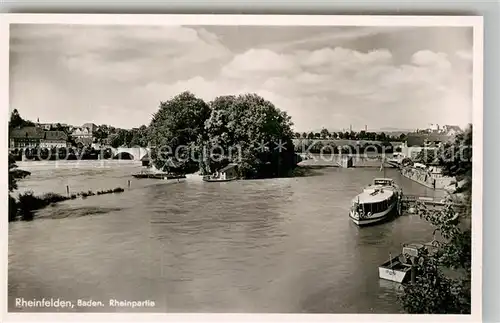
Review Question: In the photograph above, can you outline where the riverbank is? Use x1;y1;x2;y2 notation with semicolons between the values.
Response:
9;187;126;222
297;155;385;168
401;167;454;190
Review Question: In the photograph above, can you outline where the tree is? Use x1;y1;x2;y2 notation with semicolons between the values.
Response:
398;124;472;314
202;93;295;179
129;125;149;147
94;125;110;142
148;91;211;173
415;149;439;165
9;109;34;130
302;132;307;139
9;154;31;222
320;128;330;139
307;132;315;140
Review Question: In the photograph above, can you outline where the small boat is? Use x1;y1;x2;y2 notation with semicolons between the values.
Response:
202;176;236;182
349;178;402;226
378;243;425;283
202;163;238;182
378;255;411;283
132;171;186;180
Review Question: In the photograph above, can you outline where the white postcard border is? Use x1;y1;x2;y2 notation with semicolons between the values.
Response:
0;13;484;323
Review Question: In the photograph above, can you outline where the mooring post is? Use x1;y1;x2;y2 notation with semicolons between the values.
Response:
128;180;131;189
66;185;70;197
410;257;416;284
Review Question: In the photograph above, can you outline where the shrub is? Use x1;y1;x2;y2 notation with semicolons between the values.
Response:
9;195;18;222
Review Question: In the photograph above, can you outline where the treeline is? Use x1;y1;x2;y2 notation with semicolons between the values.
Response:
294;128;407;142
93;124;149;148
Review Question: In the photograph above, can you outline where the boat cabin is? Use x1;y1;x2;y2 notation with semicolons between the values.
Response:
351;178;400;216
372;178;395;186
217;163;238;180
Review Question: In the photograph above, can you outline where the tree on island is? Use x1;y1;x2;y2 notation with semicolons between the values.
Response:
148;91;211;174
398;124;472;314
202;93;296;179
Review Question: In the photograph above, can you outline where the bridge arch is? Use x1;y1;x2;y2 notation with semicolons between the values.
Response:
109;147;150;160
113;152;134;160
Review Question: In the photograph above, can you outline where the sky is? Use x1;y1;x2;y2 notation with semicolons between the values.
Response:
9;24;473;132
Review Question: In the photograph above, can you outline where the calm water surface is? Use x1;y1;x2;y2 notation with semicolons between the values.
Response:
8;160;442;313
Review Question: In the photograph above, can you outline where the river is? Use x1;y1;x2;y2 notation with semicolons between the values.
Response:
8;160;443;313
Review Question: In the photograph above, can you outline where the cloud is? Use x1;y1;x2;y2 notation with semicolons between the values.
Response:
411;50;451;69
9;25;473;130
264;26;402;51
221;49;300;79
137;45;469;131
11;25;232;83
455;49;473;61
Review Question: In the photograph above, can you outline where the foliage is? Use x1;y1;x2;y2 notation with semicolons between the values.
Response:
202;93;296;179
320;128;330;139
148;91;211;173
398;248;470;314
415;149;439;165
398;124;472;314
9;109;35;130
9;195;18;222
129;125;149;147
9;155;30;222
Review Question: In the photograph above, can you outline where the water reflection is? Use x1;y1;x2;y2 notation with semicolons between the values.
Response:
9;162;439;313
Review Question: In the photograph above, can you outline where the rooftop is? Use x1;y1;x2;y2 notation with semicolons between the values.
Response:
353;187;395;204
9;126;45;139
406;133;451;146
44;130;68;141
220;163;238;172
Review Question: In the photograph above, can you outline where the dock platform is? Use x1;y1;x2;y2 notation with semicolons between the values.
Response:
401;195;465;208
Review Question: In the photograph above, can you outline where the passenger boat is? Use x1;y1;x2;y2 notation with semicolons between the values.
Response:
349;178;402;226
378;243;426;283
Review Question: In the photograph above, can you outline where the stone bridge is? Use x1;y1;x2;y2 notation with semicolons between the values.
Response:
110;147;150;160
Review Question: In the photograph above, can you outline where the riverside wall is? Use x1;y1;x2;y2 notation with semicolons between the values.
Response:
401;167;454;190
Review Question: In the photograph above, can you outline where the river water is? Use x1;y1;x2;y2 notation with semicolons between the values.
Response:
8;160;443;313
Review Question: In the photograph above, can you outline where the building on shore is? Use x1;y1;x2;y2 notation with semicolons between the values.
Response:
71;123;97;147
40;130;69;148
400;133;451;159
9;126;70;149
9;126;45;148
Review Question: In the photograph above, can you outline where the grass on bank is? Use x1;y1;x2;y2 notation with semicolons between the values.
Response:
9;187;126;222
